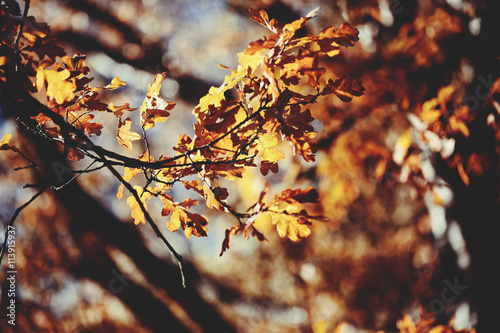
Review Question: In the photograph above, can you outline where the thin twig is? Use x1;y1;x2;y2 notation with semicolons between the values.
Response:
50;160;97;191
13;0;30;55
104;158;186;287
0;186;46;268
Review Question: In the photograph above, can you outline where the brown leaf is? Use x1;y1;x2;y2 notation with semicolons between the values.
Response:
322;77;365;102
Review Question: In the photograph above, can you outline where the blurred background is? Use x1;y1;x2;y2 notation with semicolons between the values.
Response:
1;0;499;332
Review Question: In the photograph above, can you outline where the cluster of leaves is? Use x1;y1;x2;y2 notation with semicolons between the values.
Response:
393;82;499;194
0;5;365;261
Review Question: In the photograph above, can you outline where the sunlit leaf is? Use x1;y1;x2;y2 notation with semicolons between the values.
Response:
126;186;152;225
117;118;141;150
105;76;127;90
36;67;76;104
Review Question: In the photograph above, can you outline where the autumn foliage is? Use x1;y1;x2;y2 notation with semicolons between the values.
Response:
0;0;499;332
2;6;367;256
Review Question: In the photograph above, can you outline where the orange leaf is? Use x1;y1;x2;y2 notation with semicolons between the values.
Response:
108;102;137;118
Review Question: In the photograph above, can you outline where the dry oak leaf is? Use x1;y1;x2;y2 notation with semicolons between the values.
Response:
161;197;209;239
36;67;76;104
220;222;268;256
278;186;320;203
322;77;365;102
194;71;246;114
256;186;325;241
266;207;312;242
279;52;325;88
281;7;319;42
126;186;152;225
255;133;285;175
105;76;127;90
108;102;137;118
203;184;229;211
117;117;141;150
220;225;244;256
140;72;176;130
249;8;278;33
117;166;143;199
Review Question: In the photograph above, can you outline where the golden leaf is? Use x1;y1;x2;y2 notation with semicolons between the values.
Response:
126;186;152;225
117;167;141;199
140;72;176;130
267;209;312;242
117;118;141;150
194;71;246;114
203;184;227;211
255;133;285;175
36;67;76;104
0;133;12;149
105;76;127;90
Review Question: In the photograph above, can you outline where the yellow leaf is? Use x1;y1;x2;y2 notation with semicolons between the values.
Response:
0;133;11;148
194;71;246;114
203;184;225;211
108;102;137;118
449;116;470;137
437;85;455;104
267;210;311;242
257;133;285;162
140;73;175;130
237;50;263;75
126;186;151;225
163;200;209;239
0;56;10;66
0;133;20;153
37;68;76;104
117;167;141;199
106;76;127;90
147;72;166;98
117;118;141;150
167;209;181;232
